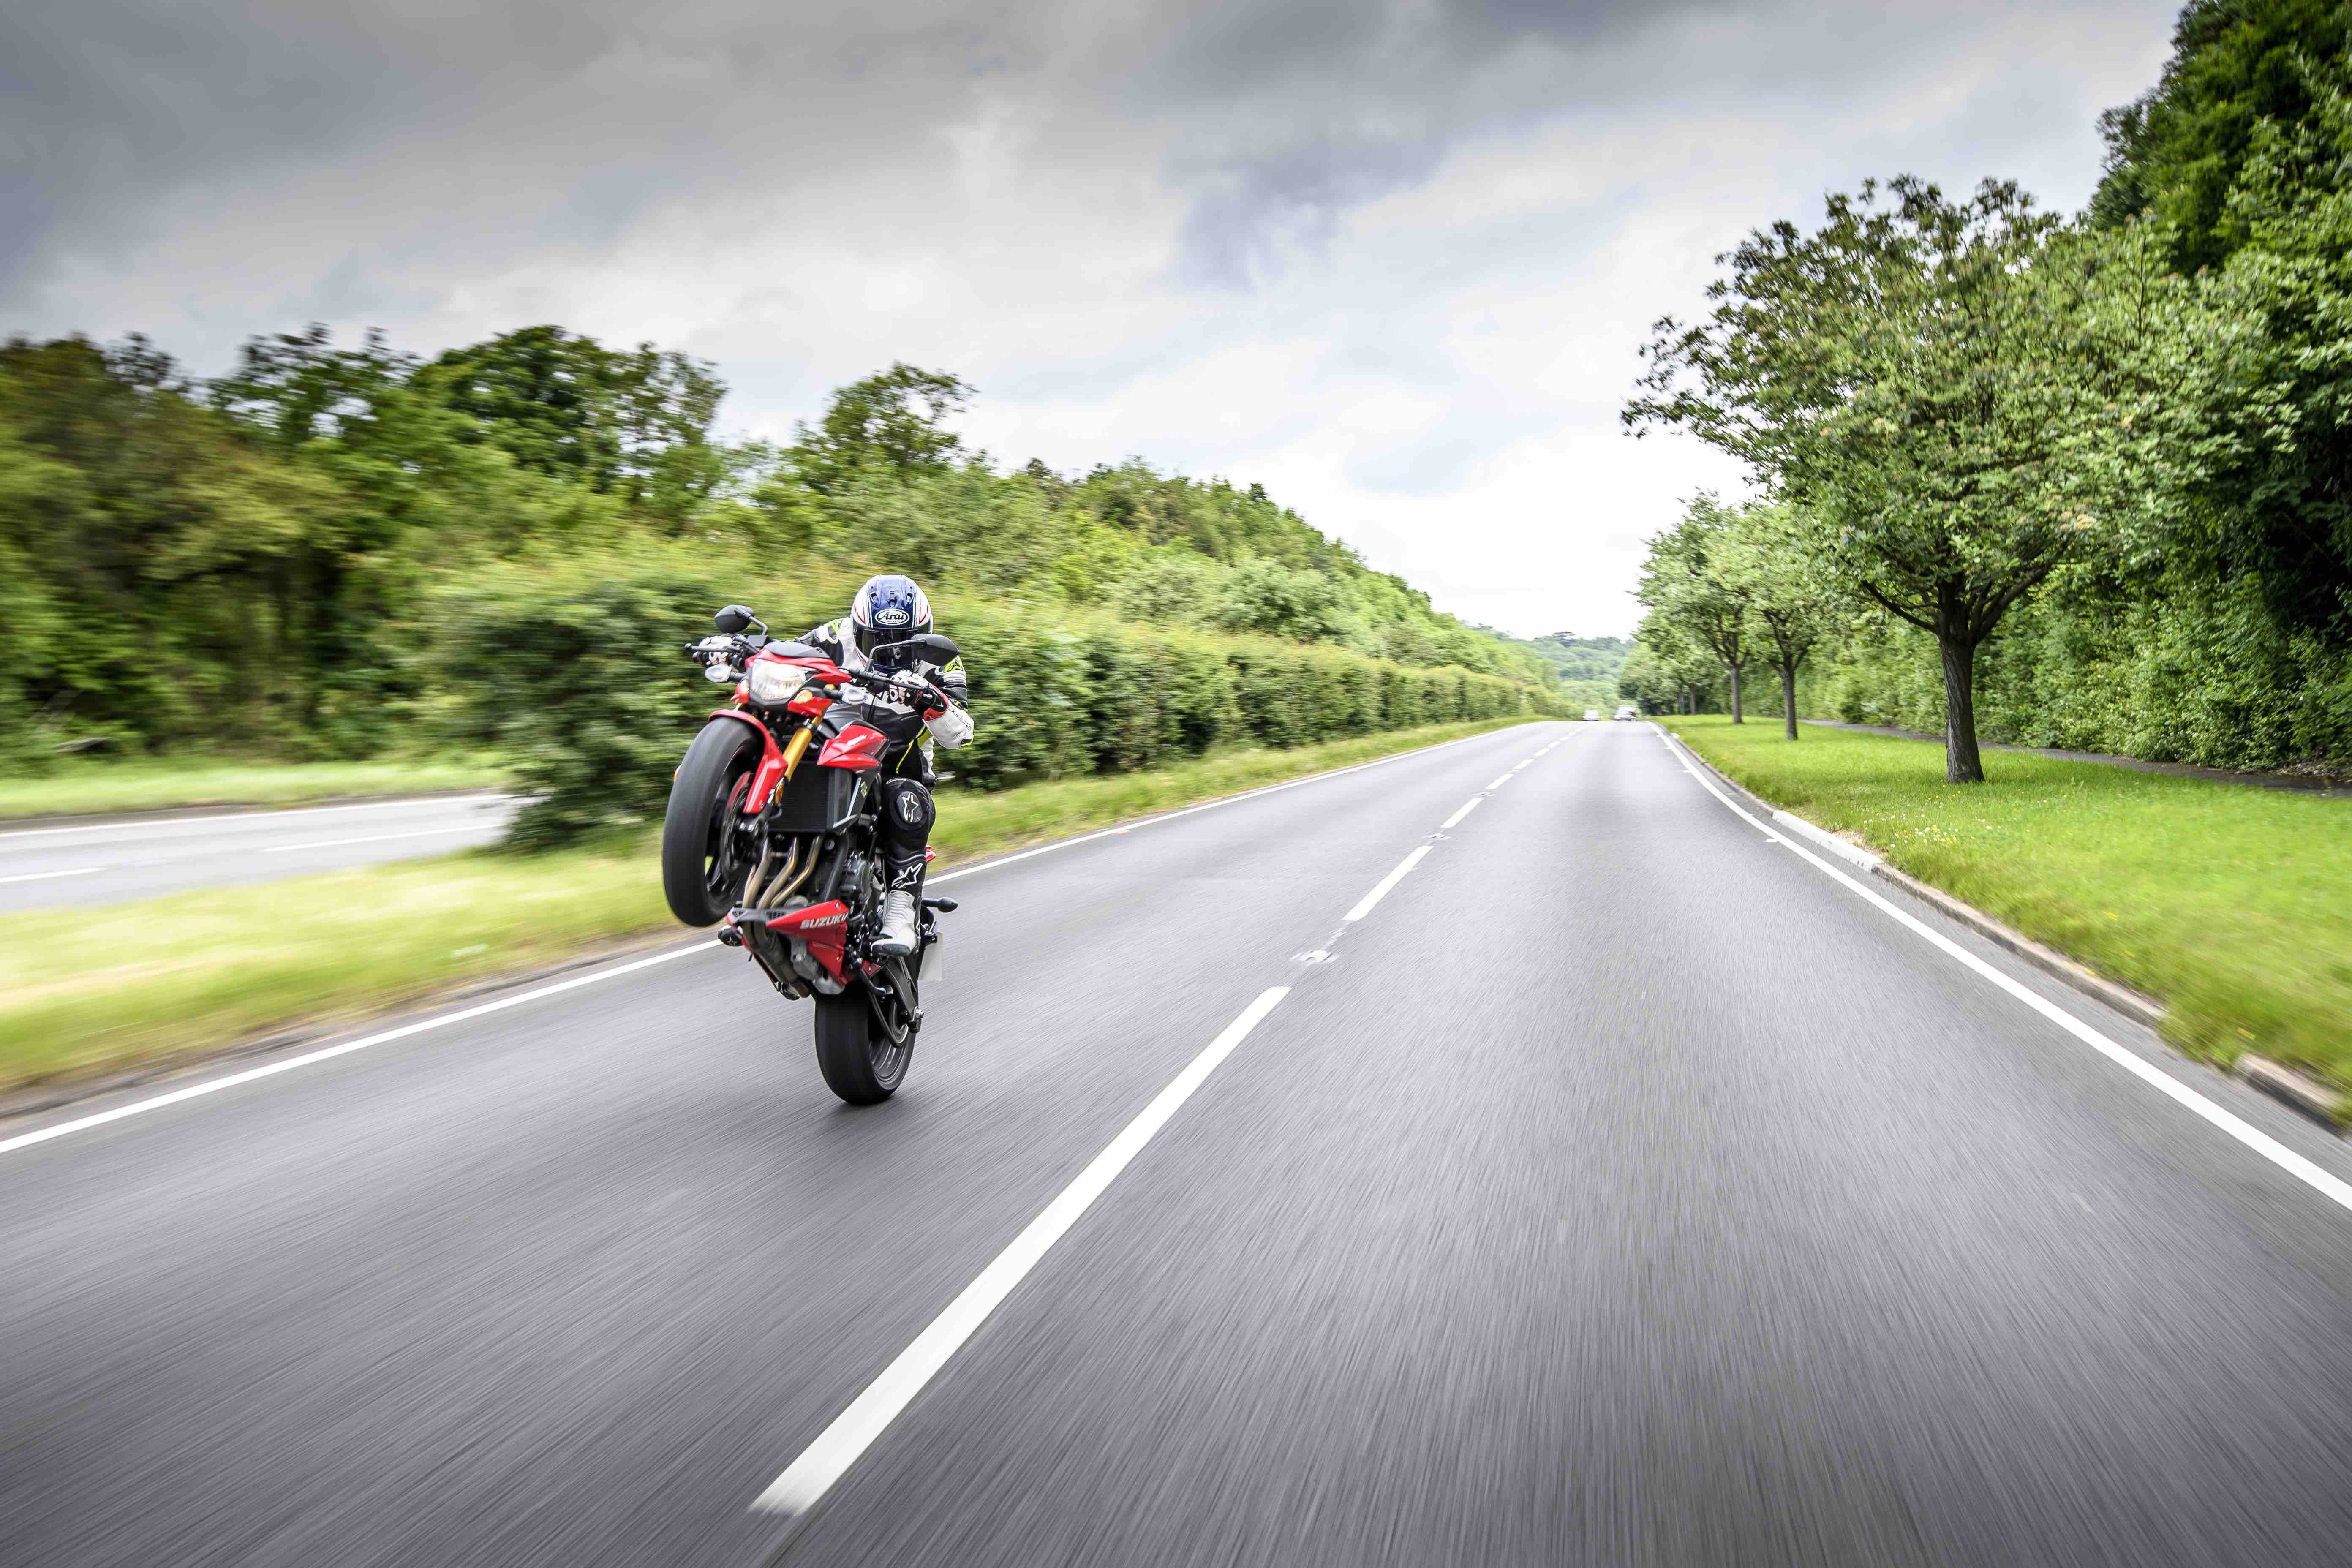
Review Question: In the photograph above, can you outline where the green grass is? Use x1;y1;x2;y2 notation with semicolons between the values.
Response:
0;755;511;821
0;717;1535;1091
1661;714;2352;1094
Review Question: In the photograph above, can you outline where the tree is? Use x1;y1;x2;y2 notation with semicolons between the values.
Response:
1721;502;1838;740
1636;495;1755;722
1620;616;1721;714
1627;178;2199;781
426;326;724;528
791;364;972;494
2091;0;2351;272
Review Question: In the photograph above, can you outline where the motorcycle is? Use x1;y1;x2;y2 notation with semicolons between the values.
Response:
661;604;956;1104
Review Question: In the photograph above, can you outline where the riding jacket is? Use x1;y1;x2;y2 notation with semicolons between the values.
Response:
796;616;975;773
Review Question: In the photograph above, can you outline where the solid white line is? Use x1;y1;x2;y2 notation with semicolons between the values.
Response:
1344;844;1432;922
752;985;1293;1517
0;726;1546;1159
1486;773;1512;791
0;944;719;1160
1440;798;1482;830
263;825;489;854
0;793;509;842
1661;731;2352;1216
0;867;103;886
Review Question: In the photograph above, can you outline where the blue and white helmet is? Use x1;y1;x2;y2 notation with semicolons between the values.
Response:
850;574;933;664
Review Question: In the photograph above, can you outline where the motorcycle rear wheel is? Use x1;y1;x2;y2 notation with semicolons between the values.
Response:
662;719;762;926
813;983;912;1104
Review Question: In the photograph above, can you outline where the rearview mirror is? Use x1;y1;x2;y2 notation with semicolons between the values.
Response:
912;633;959;663
713;604;757;634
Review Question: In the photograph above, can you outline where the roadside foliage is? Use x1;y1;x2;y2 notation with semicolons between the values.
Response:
1619;0;2352;784
0;332;1563;798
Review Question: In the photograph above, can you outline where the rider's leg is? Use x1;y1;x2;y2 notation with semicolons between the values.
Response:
872;776;933;956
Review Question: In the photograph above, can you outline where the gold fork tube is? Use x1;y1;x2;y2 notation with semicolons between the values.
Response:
780;725;814;779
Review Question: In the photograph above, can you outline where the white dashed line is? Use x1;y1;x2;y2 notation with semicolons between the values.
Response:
1440;798;1482;830
1486;773;1512;792
752;985;1293;1519
1344;845;1432;922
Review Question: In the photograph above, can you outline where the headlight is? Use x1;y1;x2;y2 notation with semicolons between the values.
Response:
746;660;809;707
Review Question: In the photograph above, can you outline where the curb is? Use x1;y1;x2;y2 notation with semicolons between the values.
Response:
2239;1055;2347;1129
1659;728;2170;1034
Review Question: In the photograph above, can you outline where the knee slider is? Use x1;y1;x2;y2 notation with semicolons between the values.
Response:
881;777;934;838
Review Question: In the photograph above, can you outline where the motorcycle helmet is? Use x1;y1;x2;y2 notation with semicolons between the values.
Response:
851;573;933;667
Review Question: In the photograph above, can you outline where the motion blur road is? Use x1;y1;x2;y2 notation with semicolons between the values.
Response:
9;721;2352;1566
0;793;518;912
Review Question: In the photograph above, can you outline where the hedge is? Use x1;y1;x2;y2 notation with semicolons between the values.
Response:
438;547;1556;844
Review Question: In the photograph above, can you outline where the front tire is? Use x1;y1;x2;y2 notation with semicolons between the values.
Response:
662;719;763;926
814;986;912;1105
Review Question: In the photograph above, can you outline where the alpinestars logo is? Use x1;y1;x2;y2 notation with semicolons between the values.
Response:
897;793;926;824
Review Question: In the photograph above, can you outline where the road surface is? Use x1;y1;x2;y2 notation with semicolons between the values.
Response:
7;721;2352;1567
0;793;519;913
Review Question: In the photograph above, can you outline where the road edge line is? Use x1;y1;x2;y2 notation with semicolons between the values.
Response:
3;722;1557;1150
1658;728;2164;1029
1654;726;2352;1212
0;942;719;1160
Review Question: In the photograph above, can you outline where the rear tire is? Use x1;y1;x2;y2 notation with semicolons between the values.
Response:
662;719;763;926
814;987;912;1105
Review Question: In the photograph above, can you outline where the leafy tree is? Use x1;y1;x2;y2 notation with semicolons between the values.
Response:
1620;616;1722;714
1721;502;1839;740
2091;0;2351;272
428;326;724;528
2157;60;2352;651
1636;495;1756;721
791;363;972;494
1209;559;1360;642
1627;179;2203;780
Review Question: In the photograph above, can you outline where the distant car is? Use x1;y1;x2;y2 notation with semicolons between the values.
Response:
1583;709;1601;721
1614;705;1639;721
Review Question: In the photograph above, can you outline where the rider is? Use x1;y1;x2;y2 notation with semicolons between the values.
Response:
796;574;972;957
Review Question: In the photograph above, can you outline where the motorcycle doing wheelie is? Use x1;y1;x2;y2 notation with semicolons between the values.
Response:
661;604;957;1104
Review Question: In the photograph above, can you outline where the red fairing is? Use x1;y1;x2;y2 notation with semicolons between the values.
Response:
773;899;852;982
785;687;832;718
819;723;889;770
746;752;787;812
704;711;784;813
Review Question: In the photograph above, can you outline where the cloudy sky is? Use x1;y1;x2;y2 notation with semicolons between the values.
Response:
2;0;2182;636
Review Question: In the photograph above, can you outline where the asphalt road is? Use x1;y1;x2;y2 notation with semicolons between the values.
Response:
8;720;2352;1567
0;793;519;913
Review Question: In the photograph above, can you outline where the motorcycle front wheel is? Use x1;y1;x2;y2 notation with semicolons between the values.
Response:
813;982;913;1105
661;719;762;926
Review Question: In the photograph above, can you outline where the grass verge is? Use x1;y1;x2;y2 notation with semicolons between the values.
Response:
0;755;510;821
1661;714;2352;1092
0;717;1535;1093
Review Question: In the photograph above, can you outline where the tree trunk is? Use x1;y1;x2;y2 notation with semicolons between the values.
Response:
1780;659;1799;741
1726;663;1744;723
1938;631;1984;783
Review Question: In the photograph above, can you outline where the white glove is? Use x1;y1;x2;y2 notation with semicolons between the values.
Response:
925;703;974;749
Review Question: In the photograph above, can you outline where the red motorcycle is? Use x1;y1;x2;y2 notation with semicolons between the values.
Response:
662;604;954;1104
